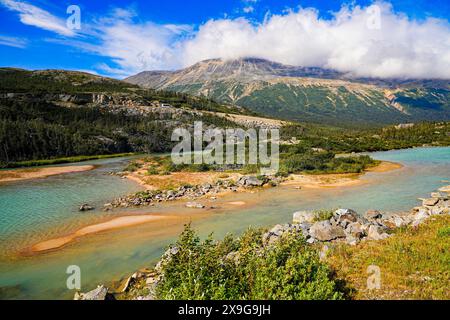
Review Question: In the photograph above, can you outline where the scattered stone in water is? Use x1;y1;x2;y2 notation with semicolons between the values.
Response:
185;202;205;209
79;203;95;212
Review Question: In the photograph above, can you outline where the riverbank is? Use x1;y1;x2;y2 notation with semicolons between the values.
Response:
0;165;95;183
77;184;449;300
0;153;135;169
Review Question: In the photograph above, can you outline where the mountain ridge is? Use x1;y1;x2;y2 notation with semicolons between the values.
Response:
125;58;450;126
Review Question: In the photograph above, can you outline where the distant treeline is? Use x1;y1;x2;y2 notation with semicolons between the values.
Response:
0;100;238;165
280;122;450;153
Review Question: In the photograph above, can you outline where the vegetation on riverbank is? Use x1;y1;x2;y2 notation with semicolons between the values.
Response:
280;121;450;154
117;206;449;301
123;151;378;179
0;153;135;169
327;215;450;300
122;224;347;300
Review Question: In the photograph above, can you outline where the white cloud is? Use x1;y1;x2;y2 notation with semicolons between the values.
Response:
2;1;450;79
0;34;28;48
243;6;254;14
0;0;75;36
88;17;192;76
181;2;450;79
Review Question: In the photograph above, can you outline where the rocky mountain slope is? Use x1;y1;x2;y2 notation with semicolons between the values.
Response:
0;68;254;164
126;58;450;126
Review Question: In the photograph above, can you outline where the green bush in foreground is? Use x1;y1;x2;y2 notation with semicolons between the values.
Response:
156;225;346;300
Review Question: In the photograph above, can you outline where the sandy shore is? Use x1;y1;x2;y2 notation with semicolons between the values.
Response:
282;161;402;189
0;165;95;183
365;161;403;173
30;215;176;253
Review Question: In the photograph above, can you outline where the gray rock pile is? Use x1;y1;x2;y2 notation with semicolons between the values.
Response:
263;187;450;246
107;175;282;209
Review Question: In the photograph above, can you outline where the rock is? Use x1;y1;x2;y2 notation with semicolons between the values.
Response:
430;192;449;200
364;210;382;220
367;225;390;240
79;203;95;212
430;206;449;215
382;215;408;228
345;222;365;238
334;208;358;217
309;220;346;241
74;285;109;300
422;198;439;207
155;246;179;272
185;202;205;209
237;175;264;187
263;224;287;245
334;209;358;227
292;211;316;224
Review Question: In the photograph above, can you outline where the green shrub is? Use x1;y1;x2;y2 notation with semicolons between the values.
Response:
156;224;346;300
312;209;335;222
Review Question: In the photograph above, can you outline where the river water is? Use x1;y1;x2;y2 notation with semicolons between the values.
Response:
0;147;449;299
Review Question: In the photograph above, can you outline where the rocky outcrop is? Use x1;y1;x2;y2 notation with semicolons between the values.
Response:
261;185;450;247
74;285;110;300
236;175;265;187
309;220;346;241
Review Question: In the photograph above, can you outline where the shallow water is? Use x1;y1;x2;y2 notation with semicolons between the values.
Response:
0;147;449;299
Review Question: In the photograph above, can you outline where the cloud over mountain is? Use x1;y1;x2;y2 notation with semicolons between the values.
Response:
180;2;450;79
2;1;449;79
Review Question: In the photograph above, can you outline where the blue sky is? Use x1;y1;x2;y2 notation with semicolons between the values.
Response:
1;0;449;79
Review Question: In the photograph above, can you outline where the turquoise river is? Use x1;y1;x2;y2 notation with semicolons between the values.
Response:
0;147;449;299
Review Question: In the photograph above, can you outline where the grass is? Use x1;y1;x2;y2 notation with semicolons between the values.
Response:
312;209;335;222
327;215;450;300
0;153;135;169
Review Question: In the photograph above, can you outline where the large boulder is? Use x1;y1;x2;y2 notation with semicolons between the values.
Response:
367;225;390;240
309;221;346;241
293;211;316;224
364;210;382;221
430;192;449;200
345;222;366;239
422;198;439;207
263;224;289;245
333;209;358;228
237;175;265;187
74;285;109;300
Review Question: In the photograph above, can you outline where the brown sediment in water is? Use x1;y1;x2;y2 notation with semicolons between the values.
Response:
0;165;95;183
